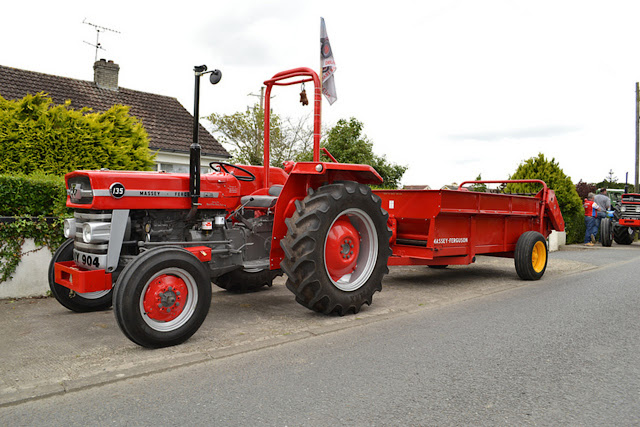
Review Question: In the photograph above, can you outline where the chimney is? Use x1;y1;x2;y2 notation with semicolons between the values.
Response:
93;59;119;90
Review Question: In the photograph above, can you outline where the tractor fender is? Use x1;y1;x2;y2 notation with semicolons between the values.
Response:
269;162;383;270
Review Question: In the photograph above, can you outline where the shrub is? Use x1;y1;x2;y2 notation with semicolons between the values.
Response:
0;173;68;283
575;180;597;200
0;93;155;175
0;173;68;217
505;153;583;244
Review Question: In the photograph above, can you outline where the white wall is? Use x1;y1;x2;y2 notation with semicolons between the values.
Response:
0;239;52;299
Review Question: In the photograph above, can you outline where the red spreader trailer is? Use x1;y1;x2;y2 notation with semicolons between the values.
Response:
49;66;565;348
375;180;565;280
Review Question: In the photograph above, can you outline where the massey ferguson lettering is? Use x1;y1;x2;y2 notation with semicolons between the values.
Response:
434;237;469;244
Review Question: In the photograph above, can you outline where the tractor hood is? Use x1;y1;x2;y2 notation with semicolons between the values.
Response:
65;170;241;211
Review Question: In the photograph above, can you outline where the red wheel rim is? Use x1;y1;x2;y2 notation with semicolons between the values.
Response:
325;216;360;282
143;274;188;322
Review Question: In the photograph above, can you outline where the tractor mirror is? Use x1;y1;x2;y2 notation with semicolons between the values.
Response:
209;70;222;85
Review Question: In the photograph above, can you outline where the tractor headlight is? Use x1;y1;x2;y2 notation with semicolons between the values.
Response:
82;222;111;243
621;206;626;212
63;218;76;238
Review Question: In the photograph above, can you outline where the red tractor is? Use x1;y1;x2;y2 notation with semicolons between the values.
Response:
49;66;565;348
49;67;391;348
610;192;640;244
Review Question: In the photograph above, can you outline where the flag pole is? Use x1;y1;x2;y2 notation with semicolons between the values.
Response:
319;17;323;102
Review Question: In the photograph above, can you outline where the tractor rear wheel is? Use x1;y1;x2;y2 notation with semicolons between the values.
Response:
613;224;634;245
600;218;613;247
113;247;212;348
48;238;113;312
514;231;548;281
280;181;392;315
213;268;281;293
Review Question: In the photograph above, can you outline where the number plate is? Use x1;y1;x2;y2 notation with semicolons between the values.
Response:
73;250;107;270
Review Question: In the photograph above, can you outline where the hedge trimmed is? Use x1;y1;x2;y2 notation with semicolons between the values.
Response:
0;173;69;217
0;174;68;283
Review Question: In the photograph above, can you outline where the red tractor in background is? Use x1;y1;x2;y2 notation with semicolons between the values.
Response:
608;192;640;245
49;66;564;348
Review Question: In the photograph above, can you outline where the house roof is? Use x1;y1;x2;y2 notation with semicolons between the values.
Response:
0;64;230;158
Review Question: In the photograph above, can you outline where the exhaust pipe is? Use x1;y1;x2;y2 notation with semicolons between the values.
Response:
190;65;222;210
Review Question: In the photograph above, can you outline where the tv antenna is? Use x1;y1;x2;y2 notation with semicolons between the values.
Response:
83;18;121;62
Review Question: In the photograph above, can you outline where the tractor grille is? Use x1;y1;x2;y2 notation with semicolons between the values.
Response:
73;210;112;255
622;194;640;203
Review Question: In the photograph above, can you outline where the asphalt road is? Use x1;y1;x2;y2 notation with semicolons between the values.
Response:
2;245;639;425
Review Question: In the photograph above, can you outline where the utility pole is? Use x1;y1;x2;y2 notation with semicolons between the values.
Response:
634;82;640;193
248;87;265;111
247;87;275;112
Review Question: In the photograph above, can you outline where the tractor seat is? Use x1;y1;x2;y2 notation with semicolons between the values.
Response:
240;185;283;209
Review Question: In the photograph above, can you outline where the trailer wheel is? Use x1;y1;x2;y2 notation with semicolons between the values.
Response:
213;268;281;293
113;247;212;348
280;181;392;315
613;224;634;245
48;238;113;312
600;218;613;247
514;231;548;281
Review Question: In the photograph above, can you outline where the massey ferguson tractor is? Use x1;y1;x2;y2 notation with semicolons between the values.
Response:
49;66;565;348
604;192;640;245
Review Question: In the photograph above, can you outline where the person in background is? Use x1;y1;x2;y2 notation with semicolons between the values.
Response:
594;188;611;241
584;192;599;246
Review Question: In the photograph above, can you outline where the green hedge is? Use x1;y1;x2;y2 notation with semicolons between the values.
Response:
0;173;68;216
0;174;68;283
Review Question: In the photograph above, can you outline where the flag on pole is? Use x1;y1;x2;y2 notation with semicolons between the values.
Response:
320;17;337;105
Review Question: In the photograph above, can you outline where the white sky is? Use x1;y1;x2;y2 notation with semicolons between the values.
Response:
2;0;640;189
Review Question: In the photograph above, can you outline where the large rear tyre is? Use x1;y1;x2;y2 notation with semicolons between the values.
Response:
48;238;113;312
280;181;392;315
613;224;634;245
113;247;212;348
213;268;281;293
514;231;548;281
600;218;613;247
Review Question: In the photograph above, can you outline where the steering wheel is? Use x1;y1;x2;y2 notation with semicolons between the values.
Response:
209;162;256;182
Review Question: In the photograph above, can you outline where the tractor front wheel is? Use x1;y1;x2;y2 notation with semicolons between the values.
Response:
514;231;548;280
113;247;212;348
613;224;634;245
48;238;113;312
280;181;391;315
601;218;613;247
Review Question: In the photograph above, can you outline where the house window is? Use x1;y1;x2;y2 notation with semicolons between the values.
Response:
157;163;189;173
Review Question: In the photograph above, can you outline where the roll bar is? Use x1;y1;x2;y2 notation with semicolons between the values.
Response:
263;67;322;187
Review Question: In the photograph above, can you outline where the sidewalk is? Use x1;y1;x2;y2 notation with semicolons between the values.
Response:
0;254;591;407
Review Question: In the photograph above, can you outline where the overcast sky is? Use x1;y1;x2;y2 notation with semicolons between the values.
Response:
3;0;640;188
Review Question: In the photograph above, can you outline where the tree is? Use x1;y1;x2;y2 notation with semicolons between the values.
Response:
302;118;407;189
469;174;488;192
206;105;313;166
575;179;597;200
595;169;626;190
0;93;155;175
505;153;583;244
